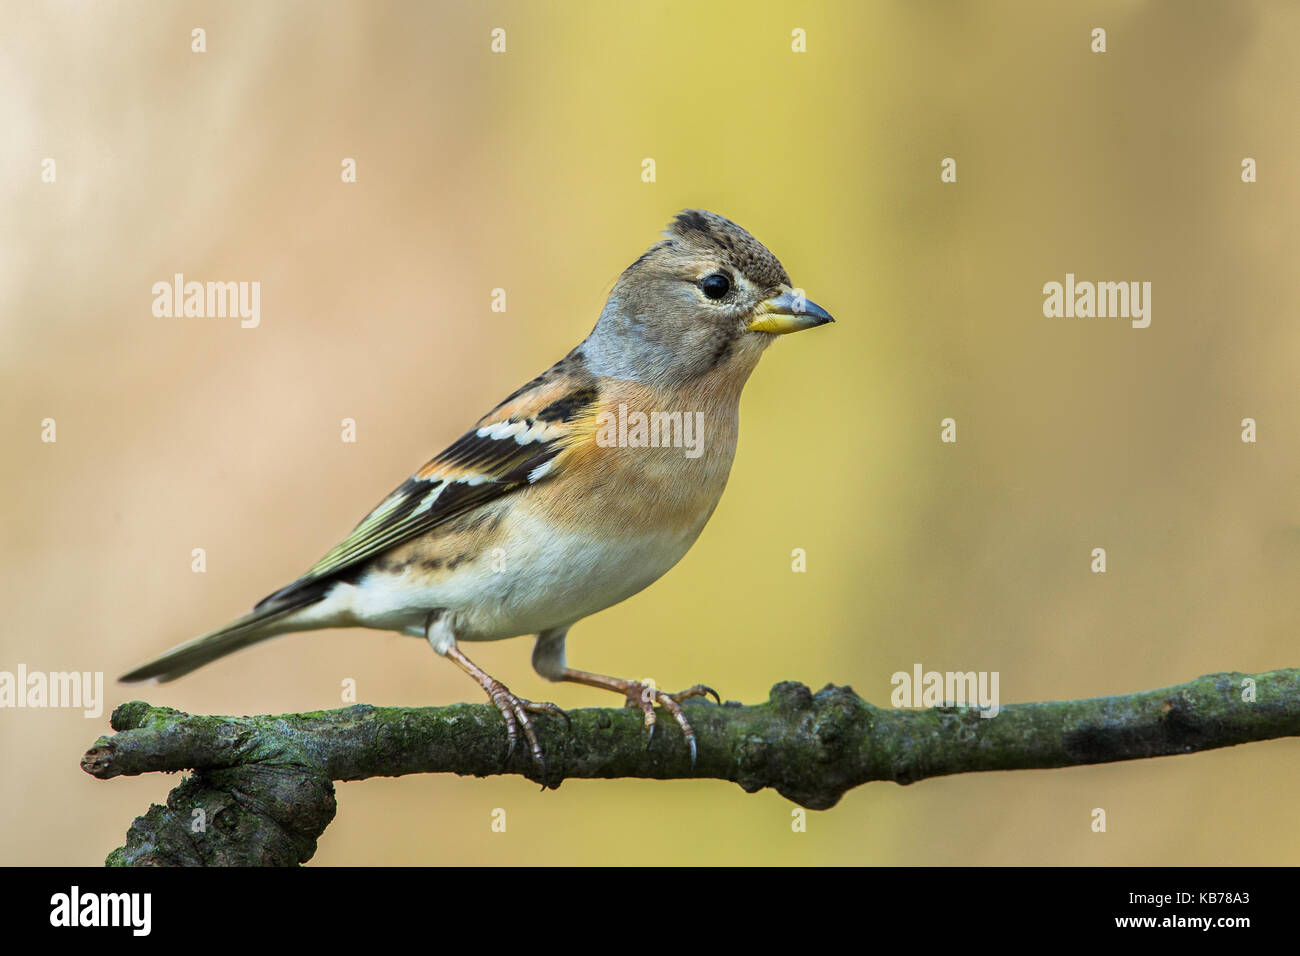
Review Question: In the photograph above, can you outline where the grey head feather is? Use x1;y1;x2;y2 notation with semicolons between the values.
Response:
582;210;790;385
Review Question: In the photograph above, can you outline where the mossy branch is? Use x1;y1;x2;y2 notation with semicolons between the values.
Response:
82;668;1300;865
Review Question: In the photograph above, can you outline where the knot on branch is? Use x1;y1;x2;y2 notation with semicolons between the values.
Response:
108;764;335;866
732;682;873;810
88;702;336;866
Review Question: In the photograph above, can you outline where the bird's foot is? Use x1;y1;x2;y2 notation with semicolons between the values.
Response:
445;646;568;782
562;668;718;769
481;678;569;774
627;683;720;769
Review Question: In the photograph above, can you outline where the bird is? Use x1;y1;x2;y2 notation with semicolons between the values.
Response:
122;209;834;778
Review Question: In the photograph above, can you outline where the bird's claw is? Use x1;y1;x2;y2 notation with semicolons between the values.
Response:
480;678;566;783
623;682;718;771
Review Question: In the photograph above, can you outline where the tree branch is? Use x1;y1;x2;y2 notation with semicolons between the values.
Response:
82;668;1300;865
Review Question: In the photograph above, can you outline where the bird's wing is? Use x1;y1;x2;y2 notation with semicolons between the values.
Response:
253;374;601;610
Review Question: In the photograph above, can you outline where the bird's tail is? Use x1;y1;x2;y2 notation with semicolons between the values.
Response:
120;602;314;683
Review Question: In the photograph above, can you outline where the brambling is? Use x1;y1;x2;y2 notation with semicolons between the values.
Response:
123;210;834;775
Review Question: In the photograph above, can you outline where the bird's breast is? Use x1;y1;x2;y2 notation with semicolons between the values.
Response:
346;379;745;640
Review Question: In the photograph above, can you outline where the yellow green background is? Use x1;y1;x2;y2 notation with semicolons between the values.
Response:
2;0;1298;865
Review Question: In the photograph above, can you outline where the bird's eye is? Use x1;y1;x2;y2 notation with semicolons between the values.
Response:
700;272;732;300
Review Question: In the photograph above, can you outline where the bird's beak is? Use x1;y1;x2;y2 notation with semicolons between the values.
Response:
747;287;835;335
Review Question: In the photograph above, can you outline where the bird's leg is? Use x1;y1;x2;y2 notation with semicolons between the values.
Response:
531;628;716;768
424;610;567;780
559;667;719;769
442;645;568;777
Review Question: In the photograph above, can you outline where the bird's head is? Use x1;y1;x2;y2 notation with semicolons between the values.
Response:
584;210;833;386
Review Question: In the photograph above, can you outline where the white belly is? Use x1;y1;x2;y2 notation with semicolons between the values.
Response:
321;508;706;642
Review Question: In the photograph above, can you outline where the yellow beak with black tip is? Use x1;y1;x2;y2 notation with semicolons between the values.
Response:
748;286;835;334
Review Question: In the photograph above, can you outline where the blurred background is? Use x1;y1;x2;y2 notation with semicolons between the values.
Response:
2;0;1298;865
